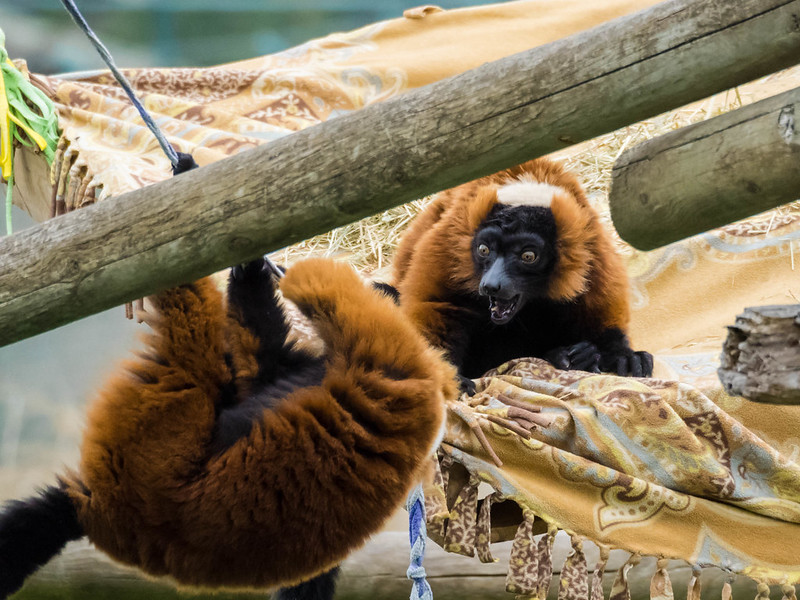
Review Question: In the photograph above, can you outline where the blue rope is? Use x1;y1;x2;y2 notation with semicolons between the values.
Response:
406;484;433;600
58;0;180;168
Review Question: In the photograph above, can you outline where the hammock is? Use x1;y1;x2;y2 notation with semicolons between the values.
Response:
6;0;800;595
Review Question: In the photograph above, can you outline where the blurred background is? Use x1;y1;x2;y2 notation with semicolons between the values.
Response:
0;0;503;500
3;0;501;74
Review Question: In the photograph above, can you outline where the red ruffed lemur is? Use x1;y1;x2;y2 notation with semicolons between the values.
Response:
0;256;456;600
393;158;652;390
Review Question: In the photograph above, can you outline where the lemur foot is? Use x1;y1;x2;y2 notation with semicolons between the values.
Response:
227;257;287;341
229;257;275;283
458;374;477;396
545;341;601;372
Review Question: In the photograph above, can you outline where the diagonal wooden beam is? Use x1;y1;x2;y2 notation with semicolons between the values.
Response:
2;0;800;347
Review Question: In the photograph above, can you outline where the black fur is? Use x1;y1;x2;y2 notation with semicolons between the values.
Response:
443;290;606;378
171;151;198;175
595;327;654;377
0;484;83;598
371;281;400;304
472;206;559;308
445;205;651;379
273;567;340;600
213;258;326;453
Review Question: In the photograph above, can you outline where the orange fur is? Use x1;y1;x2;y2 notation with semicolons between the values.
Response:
395;157;632;357
62;258;456;590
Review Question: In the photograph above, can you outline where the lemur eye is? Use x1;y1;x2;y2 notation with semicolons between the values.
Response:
477;244;490;257
521;250;537;263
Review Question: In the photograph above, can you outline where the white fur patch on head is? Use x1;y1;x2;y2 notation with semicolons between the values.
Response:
496;181;569;208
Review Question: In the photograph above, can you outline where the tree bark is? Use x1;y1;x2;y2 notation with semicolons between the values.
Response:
3;0;800;346
718;305;800;404
610;85;800;250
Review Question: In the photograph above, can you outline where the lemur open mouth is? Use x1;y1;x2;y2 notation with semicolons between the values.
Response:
489;295;521;324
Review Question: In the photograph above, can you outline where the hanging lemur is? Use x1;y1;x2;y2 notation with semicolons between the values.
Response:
0;256;456;600
393;157;653;388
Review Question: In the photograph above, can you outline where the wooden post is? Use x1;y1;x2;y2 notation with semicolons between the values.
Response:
610;86;800;250
11;533;782;600
2;0;800;346
718;305;800;404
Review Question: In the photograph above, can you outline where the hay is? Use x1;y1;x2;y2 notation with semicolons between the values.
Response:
275;67;800;274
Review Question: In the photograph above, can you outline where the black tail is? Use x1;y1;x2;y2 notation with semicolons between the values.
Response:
273;567;341;600
0;484;84;599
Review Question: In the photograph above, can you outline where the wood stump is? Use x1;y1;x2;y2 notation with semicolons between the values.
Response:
718;305;800;404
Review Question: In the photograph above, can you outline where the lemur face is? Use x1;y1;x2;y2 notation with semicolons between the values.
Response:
472;204;558;324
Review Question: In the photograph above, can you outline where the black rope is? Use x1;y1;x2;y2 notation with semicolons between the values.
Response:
59;0;181;169
59;1;286;277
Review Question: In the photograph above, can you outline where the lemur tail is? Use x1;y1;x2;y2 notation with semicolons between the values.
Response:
0;483;84;599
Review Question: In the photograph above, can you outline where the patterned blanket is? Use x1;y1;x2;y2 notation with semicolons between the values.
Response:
8;0;800;594
425;358;800;594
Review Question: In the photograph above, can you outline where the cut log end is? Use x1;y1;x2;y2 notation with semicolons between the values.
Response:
718;304;800;404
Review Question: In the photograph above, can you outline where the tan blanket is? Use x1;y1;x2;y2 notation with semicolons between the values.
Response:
425;358;800;594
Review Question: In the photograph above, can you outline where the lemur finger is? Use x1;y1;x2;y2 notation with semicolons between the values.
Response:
616;356;630;377
544;348;571;370
639;352;654;377
570;347;600;371
629;354;644;378
554;355;571;370
230;259;263;282
262;256;285;279
567;341;595;357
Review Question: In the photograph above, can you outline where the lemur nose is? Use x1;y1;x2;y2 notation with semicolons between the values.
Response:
480;282;500;296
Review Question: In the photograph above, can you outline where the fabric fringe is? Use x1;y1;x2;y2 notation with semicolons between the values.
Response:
429;454;800;600
722;580;733;600
476;492;499;564
609;553;640;600
558;535;589;600
442;474;479;557
49;134;97;217
439;453;453;491
533;523;557;600
590;545;611;600
505;510;539;596
50;136;71;217
687;567;702;600
424;454;450;541
756;583;771;600
650;558;674;600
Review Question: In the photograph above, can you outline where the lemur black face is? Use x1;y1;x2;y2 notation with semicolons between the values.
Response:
472;204;558;324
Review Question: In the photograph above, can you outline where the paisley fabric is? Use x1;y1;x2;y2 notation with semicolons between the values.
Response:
429;357;800;587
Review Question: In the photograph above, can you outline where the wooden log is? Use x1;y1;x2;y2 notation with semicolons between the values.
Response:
3;0;800;347
610;85;800;250
718;304;800;404
11;532;788;600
